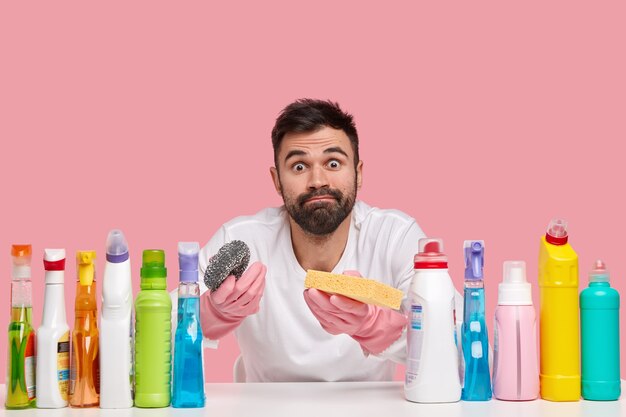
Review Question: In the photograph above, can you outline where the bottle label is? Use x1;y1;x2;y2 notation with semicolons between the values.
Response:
57;332;70;401
406;303;424;387
24;332;36;401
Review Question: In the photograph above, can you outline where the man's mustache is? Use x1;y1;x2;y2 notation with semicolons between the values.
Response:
297;188;343;206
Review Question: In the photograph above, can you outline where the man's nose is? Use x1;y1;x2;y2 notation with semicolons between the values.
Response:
307;165;329;190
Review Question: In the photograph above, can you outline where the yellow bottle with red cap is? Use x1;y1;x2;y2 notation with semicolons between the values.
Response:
538;219;580;401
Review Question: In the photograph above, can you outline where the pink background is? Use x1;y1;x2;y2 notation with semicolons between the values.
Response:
1;2;625;383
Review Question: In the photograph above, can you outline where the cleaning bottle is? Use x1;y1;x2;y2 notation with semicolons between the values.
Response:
580;260;621;400
69;251;100;407
134;249;172;408
492;261;539;401
5;244;36;409
100;230;133;408
405;238;461;403
36;249;70;408
172;242;205;408
461;240;491;401
538;218;580;401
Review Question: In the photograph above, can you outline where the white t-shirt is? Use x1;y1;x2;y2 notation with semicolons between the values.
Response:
194;200;462;382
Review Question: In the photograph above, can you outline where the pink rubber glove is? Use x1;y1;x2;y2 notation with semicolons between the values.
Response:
303;271;407;355
200;261;266;340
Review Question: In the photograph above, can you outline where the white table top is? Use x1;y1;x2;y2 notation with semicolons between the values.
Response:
1;382;625;417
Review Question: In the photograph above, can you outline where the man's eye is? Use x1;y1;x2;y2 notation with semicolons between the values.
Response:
293;163;306;172
328;160;341;169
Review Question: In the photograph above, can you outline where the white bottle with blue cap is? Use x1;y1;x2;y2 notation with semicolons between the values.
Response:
100;229;134;408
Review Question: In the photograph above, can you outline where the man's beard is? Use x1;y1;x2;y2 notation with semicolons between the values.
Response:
282;182;357;236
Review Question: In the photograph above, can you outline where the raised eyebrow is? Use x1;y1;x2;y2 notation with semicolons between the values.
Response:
284;149;308;163
324;147;349;158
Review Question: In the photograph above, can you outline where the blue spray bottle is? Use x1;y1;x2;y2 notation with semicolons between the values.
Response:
461;240;492;401
171;242;205;408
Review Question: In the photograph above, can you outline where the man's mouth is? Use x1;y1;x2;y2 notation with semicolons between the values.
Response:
304;195;336;204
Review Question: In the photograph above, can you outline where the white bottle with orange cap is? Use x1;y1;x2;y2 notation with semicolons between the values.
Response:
405;238;461;403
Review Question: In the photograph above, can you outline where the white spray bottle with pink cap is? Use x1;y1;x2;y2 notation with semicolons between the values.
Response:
492;261;539;400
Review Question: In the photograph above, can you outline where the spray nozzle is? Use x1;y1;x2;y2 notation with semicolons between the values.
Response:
178;242;200;283
589;259;610;283
77;250;96;286
11;244;32;279
546;218;569;245
106;229;129;263
464;240;484;280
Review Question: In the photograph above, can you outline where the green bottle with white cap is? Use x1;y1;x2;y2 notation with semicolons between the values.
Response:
134;250;172;408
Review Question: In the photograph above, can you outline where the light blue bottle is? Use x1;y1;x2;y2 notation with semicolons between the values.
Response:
461;240;492;401
580;260;621;401
172;242;205;408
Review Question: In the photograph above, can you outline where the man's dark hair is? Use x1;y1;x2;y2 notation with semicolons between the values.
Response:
271;99;359;168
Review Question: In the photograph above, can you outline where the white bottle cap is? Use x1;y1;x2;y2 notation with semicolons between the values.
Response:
498;261;532;305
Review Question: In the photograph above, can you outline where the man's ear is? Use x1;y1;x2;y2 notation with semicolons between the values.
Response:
356;160;363;191
270;166;282;196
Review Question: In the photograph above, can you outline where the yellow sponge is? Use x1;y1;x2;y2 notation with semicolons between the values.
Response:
304;270;404;310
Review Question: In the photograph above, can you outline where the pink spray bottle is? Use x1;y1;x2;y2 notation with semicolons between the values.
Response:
492;261;539;401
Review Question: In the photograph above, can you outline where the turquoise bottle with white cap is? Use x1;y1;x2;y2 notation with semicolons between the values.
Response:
580;260;620;401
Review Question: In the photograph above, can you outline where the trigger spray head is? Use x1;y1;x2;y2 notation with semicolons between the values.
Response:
464;240;484;280
178;242;200;283
76;250;96;286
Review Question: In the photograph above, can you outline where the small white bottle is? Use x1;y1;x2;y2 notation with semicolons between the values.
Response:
99;230;134;408
36;249;71;408
405;238;461;403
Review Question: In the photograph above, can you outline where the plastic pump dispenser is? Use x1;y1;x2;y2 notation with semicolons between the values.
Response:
461;241;492;401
